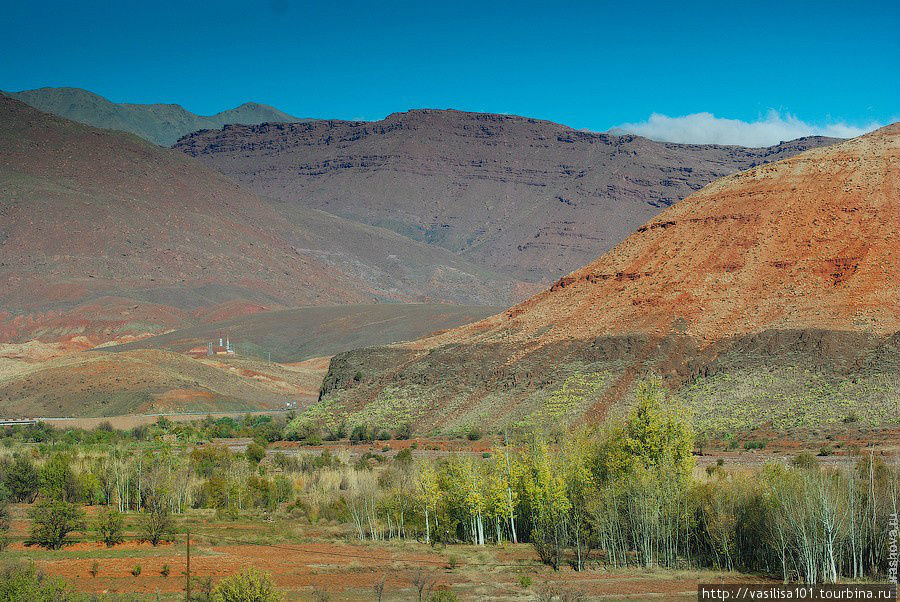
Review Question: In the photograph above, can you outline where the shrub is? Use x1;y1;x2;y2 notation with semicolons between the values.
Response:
411;569;434;602
160;564;170;578
429;590;459;602
192;576;213;600
743;440;767;450
94;506;124;547
323;420;347;441
131;564;141;577
312;587;330;602
792;453;818;469
28;500;84;550
394;422;413;440
211;567;282;602
350;425;369;444
89;561;99;578
394;448;413;466
246;442;267;465
465;426;482;441
518;574;532;589
0;562;80;600
372;575;386;602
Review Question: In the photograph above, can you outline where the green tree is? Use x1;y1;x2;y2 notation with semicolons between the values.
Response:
39;455;79;502
28;500;85;550
211;567;283;602
4;456;39;503
522;437;570;569
94;506;125;547
587;379;696;569
0;486;10;550
140;495;172;546
596;379;694;481
140;468;173;546
416;462;440;544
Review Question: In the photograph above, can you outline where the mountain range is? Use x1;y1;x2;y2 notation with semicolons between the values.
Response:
174;109;841;283
0;95;368;345
3;91;890;427
314;125;900;436
0;95;528;348
4;87;307;146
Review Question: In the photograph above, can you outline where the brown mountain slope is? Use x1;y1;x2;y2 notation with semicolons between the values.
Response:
0;97;528;345
451;122;899;343
174;109;841;282
0;95;374;344
313;125;899;436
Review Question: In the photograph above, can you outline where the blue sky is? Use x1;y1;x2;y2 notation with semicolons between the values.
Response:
1;0;897;144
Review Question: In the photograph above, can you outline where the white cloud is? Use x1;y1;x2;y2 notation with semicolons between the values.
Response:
609;110;885;147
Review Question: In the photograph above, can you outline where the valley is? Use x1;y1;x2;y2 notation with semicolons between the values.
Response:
0;16;896;595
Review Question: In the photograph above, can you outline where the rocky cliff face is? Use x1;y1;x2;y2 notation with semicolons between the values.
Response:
175;109;841;283
312;125;900;435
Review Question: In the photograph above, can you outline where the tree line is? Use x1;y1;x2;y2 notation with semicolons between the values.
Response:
0;382;896;585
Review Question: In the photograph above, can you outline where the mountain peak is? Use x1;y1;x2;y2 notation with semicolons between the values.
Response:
4;87;304;146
